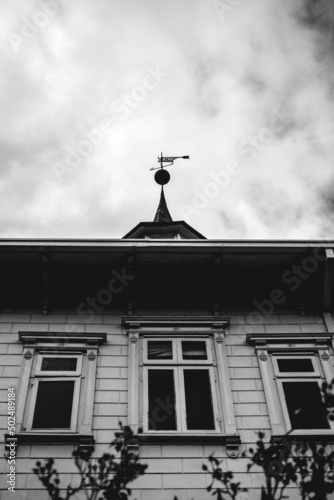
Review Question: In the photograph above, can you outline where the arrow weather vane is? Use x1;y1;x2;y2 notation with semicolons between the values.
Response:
150;153;190;186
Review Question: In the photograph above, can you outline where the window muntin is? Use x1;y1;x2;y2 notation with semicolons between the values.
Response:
143;337;212;364
278;380;330;430
181;340;207;360
35;354;82;376
183;368;215;429
273;355;334;433
147;341;173;360
27;376;81;432
277;358;314;373
41;358;77;372
272;355;320;378
143;337;219;433
147;368;178;431
26;353;83;433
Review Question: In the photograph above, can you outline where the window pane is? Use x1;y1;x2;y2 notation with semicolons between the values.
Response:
184;370;215;429
148;341;173;360
182;341;207;360
148;370;176;430
32;381;74;428
282;382;329;429
41;357;77;371
277;359;314;373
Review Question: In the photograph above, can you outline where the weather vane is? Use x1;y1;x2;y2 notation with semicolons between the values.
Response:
150;153;189;185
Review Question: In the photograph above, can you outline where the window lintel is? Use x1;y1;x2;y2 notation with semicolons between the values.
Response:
18;331;107;346
122;316;230;333
247;333;332;349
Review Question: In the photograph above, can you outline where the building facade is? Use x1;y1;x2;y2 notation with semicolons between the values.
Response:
1;190;334;500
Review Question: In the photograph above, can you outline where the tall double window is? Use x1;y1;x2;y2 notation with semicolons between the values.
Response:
124;318;240;455
143;338;219;432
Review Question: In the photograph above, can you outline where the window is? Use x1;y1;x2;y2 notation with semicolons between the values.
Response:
26;353;82;432
124;317;240;457
274;355;330;431
247;333;334;437
12;332;106;445
143;338;219;432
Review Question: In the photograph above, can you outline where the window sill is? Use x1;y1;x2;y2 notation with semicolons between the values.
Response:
5;433;94;446
129;433;241;458
271;432;334;444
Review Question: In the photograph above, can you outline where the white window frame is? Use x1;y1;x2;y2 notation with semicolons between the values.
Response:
142;364;220;433
26;376;81;433
276;377;334;435
124;318;238;441
272;354;320;378
35;353;83;376
247;333;334;437
179;366;220;432
15;332;106;441
143;337;213;365
143;365;181;432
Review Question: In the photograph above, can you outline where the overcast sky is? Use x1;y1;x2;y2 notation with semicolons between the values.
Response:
0;0;334;239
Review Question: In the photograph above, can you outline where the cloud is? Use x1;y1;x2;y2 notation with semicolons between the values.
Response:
0;0;333;239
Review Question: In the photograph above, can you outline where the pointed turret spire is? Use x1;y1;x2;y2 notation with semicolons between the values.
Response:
123;153;206;239
153;187;173;223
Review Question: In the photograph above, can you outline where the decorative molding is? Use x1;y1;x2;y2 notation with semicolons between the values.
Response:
299;300;306;316
226;436;241;458
16;348;35;433
126;249;136;316
323;312;334;333
247;333;332;347
323;248;334;311
125;438;140;456
122;316;230;331
213;256;221;317
127;298;134;316
128;323;140;331
18;332;107;346
129;333;139;343
128;331;140;430
80;348;98;435
259;350;268;362
320;350;330;361
214;332;238;437
41;252;49;315
256;347;285;435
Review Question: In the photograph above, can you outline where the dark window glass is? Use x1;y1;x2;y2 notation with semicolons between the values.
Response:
148;370;176;430
282;382;329;429
277;359;314;373
41;357;77;371
184;370;215;429
148;341;173;360
182;341;207;360
32;381;74;428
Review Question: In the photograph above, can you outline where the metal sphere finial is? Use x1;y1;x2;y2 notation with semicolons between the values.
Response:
150;153;189;186
154;169;170;185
